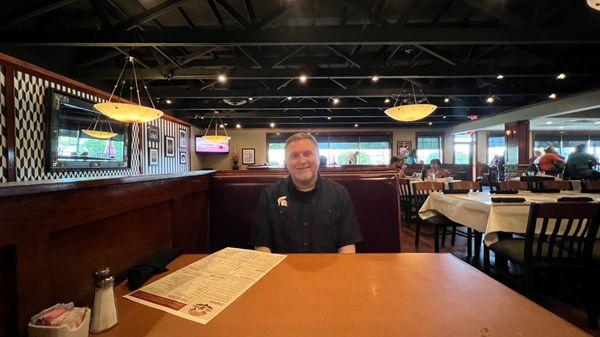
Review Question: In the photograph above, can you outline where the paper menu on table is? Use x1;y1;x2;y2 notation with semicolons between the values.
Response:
124;247;286;324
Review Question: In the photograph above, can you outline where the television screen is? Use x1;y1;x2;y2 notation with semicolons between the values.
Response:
195;136;229;153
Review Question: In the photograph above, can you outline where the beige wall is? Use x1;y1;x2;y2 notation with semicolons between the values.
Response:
476;131;488;164
191;127;454;171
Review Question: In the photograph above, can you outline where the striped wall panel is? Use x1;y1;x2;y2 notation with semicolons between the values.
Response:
12;71;142;181
142;117;190;174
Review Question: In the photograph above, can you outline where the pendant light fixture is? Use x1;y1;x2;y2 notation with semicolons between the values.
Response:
81;109;117;139
93;56;163;123
384;81;437;122
202;113;231;143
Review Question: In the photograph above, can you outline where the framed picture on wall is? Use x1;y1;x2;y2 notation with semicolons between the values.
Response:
147;125;159;142
165;136;175;157
397;141;412;158
179;151;187;164
242;148;255;165
148;148;159;166
179;129;187;148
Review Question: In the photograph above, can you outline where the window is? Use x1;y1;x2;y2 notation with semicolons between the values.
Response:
453;133;472;165
533;133;600;158
267;133;391;166
416;135;442;164
487;134;506;164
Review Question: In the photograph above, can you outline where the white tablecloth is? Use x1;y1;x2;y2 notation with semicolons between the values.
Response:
418;191;600;245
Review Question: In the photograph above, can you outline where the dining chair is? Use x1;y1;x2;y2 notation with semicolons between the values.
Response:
582;180;600;193
447;181;483;261
484;201;600;328
520;175;555;190
499;180;529;191
398;178;414;227
413;181;450;252
541;180;573;191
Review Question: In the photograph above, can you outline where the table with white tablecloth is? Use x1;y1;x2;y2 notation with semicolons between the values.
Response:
418;190;600;245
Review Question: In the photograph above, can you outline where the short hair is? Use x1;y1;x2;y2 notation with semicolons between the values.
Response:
544;146;554;153
575;143;586;152
284;132;319;152
430;159;442;166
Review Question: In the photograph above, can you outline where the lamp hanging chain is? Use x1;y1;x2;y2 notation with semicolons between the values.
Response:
393;80;407;107
410;80;417;105
131;57;142;106
220;117;229;137
203;116;213;137
107;59;128;103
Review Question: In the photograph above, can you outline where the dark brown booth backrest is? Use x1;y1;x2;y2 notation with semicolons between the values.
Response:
209;171;401;253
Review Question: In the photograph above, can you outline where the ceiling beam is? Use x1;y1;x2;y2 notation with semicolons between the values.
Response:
0;0;79;30
73;65;595;80
148;87;549;99
3;27;597;46
160;100;514;111
334;0;390;28
413;44;456;66
326;45;362;68
215;0;251;29
114;0;190;31
252;0;307;30
177;110;470;119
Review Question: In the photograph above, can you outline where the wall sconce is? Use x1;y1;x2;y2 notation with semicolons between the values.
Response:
505;129;517;137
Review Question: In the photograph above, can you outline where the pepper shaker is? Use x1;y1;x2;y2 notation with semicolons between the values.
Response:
90;267;118;333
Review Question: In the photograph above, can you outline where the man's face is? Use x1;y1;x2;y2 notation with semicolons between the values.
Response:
285;139;319;186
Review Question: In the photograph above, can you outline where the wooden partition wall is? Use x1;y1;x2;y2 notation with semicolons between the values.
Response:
0;171;212;336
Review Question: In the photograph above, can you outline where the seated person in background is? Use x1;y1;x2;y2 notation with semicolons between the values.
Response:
406;149;418;164
319;155;328;167
390;156;409;177
426;159;450;179
538;146;565;175
250;133;363;254
566;144;600;179
529;150;542;164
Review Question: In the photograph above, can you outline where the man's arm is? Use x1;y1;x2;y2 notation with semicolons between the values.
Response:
338;244;355;254
255;246;272;253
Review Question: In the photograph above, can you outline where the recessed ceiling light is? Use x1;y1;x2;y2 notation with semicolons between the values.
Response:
287;96;293;101
218;74;227;83
236;123;241;129
165;99;172;104
556;73;566;80
299;74;308;83
546;121;553;125
332;97;340;105
428;122;433;126
327;116;332;120
384;98;390;104
371;75;379;82
496;74;504;80
548;93;557;99
486;96;495;103
270;122;276;128
443;97;450;103
219;123;225;128
248;97;253;101
354;123;359;128
443;115;447;119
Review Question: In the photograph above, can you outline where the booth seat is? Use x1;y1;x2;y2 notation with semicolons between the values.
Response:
209;170;401;253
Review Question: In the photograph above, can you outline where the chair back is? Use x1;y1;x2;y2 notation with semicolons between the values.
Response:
542;180;573;191
582;180;600;193
524;202;600;265
520;175;555;190
499;180;529;191
398;178;413;204
449;181;481;192
412;182;444;208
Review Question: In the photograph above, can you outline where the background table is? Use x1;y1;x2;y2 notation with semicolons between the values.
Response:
103;254;588;337
419;191;600;245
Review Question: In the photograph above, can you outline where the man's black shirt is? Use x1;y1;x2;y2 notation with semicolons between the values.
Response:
249;175;363;253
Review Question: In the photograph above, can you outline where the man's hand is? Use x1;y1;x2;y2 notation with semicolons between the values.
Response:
255;246;272;253
338;244;356;254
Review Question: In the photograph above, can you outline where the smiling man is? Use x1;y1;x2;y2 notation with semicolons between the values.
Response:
249;133;362;253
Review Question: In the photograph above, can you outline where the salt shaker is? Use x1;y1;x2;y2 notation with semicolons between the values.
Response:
90;267;118;333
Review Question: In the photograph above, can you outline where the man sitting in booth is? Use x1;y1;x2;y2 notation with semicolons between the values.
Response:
249;133;363;253
566;144;599;179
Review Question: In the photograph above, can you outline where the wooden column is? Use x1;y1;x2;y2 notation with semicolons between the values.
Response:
505;120;530;165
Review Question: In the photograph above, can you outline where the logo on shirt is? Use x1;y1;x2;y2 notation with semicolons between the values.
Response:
277;196;288;207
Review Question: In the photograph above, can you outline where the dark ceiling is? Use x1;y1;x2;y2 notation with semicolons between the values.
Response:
1;0;600;129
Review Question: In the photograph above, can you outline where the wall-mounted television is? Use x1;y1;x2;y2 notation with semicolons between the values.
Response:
195;136;229;153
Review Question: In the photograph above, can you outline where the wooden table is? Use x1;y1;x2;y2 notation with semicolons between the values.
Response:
103;254;588;337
